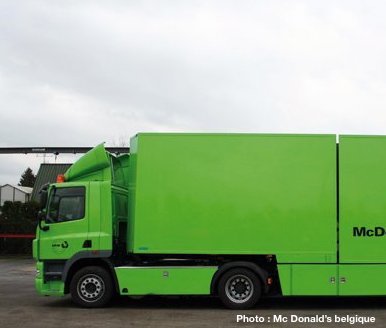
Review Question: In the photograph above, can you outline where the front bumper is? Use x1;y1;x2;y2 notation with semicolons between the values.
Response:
35;261;65;296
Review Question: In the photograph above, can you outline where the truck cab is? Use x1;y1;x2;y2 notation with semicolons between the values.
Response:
33;144;129;306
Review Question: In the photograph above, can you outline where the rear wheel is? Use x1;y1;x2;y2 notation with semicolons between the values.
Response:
218;268;261;309
70;266;114;308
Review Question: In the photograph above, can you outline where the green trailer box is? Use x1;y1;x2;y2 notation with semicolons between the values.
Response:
128;133;337;263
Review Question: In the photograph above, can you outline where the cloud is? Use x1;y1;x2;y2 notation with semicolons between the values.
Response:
1;1;386;184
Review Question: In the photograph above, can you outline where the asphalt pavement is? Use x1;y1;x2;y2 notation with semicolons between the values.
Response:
0;258;385;327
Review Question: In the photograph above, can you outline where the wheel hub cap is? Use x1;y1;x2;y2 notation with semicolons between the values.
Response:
225;274;254;303
77;274;105;303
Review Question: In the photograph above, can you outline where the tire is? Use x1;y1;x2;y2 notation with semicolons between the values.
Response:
217;268;261;309
70;266;114;308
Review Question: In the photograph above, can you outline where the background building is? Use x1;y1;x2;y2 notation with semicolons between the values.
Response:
0;184;32;206
31;163;71;201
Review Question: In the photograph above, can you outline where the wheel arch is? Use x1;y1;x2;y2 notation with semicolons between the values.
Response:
63;257;118;294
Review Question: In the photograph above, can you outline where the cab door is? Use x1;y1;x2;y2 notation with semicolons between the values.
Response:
39;183;89;260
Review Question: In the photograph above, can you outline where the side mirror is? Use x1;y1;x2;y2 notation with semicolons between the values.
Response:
39;189;48;210
37;210;45;220
38;185;50;232
38;210;49;231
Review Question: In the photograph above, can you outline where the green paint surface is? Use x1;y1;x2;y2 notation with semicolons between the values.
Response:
115;266;217;295
339;136;386;263
129;133;337;263
283;264;338;296
64;143;110;182
338;265;386;295
278;264;386;296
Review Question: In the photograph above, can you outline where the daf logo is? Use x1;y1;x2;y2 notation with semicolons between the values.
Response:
52;240;69;248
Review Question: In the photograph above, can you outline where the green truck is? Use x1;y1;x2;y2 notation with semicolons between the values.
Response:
33;133;386;308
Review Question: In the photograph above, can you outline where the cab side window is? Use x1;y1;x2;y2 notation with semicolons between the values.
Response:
47;187;85;223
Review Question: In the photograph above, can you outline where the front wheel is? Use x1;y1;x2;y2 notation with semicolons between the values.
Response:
218;268;261;309
70;266;114;308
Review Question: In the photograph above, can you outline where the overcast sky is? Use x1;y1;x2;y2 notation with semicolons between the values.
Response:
1;0;386;185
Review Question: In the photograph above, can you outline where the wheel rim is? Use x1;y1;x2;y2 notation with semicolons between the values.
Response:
225;274;254;303
77;274;105;303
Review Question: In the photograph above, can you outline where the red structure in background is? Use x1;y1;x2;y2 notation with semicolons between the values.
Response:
0;234;35;238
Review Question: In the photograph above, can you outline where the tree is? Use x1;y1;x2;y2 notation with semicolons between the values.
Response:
110;135;129;147
0;200;39;254
19;167;36;187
